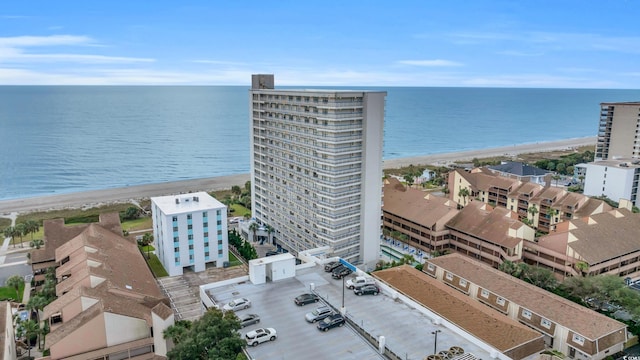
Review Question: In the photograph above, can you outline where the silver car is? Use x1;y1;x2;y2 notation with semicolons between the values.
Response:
222;297;251;311
305;306;333;323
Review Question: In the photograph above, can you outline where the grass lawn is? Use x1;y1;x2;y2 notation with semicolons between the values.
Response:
229;203;250;218
0;218;11;230
122;217;153;232
146;253;169;278
16;203;134;225
139;245;155;252
0;283;25;302
228;252;242;266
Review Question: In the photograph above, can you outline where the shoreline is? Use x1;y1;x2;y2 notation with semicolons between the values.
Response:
0;136;596;214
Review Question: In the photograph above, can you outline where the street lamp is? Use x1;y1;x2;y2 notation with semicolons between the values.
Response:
341;275;346;313
432;329;441;355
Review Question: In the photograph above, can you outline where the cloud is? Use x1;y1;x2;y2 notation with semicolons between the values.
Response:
192;59;248;66
0;35;154;64
497;50;543;57
396;59;463;67
0;35;92;47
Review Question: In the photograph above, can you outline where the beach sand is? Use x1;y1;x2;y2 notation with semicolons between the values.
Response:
0;136;595;214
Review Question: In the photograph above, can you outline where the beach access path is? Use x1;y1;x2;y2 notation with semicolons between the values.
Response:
0;136;595;215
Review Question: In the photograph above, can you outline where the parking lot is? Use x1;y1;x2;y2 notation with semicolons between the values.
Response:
208;266;492;360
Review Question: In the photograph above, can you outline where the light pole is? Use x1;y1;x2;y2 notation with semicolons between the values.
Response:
341;275;346;313
432;329;441;355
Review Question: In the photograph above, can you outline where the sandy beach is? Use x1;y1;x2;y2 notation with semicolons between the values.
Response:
0;136;595;214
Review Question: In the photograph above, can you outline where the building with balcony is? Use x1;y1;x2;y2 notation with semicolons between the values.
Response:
249;74;386;268
151;192;228;277
36;213;173;359
524;200;640;279
582;158;640;208
448;169;611;233
382;178;534;268
0;301;17;360
426;253;627;360
596;102;640;161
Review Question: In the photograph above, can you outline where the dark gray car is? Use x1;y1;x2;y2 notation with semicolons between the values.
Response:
240;313;260;327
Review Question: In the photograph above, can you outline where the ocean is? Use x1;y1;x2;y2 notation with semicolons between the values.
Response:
1;86;639;201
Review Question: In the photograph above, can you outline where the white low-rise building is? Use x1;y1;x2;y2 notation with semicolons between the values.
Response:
583;159;640;208
151;192;228;276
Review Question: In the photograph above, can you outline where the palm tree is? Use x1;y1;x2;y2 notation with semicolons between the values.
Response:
6;275;24;301
15;223;26;248
403;174;415;188
459;187;470;206
265;225;274;245
142;232;154;259
248;222;258;243
3;226;17;248
575;261;590;276
29;239;44;249
24;220;40;241
527;205;538;225
21;319;40;357
552;174;562;186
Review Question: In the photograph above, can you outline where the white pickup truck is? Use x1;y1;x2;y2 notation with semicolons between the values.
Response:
345;276;375;289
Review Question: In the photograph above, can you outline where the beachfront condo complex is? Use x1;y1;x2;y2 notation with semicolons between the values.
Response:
596;101;640;161
249;74;386;268
151;191;228;276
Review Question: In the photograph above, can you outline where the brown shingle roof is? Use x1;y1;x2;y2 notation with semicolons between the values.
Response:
428;253;626;340
509;182;543;198
31;219;89;264
568;209;640;264
573;198;612;218
374;266;543;352
383;178;459;230
445;202;524;248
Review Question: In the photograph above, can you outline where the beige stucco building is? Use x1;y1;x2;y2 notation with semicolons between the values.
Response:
34;213;173;360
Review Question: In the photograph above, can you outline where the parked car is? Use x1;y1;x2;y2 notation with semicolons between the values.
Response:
294;293;320;306
239;313;260;327
324;261;342;272
245;328;277;346
305;306;333;323
345;276;375;289
265;251;279;256
354;284;380;296
332;267;352;279
317;314;345;332
222;297;251;311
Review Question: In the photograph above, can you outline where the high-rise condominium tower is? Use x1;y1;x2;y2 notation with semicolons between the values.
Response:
249;74;386;267
596;102;640;161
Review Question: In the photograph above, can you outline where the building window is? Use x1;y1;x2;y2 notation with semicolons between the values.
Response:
172;216;177;222
218;230;223;235
459;279;467;287
541;318;552;329
496;297;505;306
187;214;192;220
218;249;223;255
188;224;193;230
218;240;223;245
204;232;209;237
175;257;179;263
189;255;194;261
174;247;179;253
203;222;208;228
572;334;585;346
522;309;532;319
205;251;210;257
189;245;194;250
203;212;208;218
445;272;453;281
204;242;209;248
481;289;489;298
173;236;179;242
188;235;193;240
173;226;178;232
217;220;222;225
427;263;435;271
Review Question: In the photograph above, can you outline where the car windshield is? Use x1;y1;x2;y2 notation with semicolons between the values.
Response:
321;317;332;324
312;309;321;315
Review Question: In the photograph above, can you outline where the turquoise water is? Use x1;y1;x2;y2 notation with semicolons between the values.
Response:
1;86;639;200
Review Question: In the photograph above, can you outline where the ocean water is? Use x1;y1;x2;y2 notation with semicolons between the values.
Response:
1;86;639;201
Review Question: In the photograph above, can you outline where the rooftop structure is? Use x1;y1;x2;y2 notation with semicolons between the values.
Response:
249;74;386;268
488;161;551;185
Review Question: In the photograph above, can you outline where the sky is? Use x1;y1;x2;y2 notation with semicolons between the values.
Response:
1;1;639;88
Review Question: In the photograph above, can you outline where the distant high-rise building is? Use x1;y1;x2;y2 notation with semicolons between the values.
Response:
151;192;228;276
249;74;386;267
596;102;640;161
